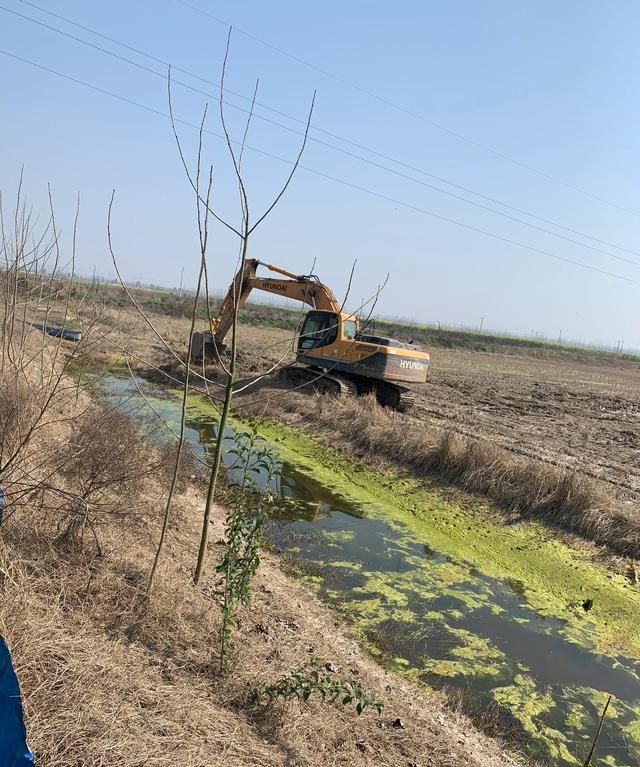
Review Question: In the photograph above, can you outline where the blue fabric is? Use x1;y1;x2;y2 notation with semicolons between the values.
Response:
0;637;33;767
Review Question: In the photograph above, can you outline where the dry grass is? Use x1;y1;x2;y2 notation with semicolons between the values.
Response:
0;370;41;458
0;535;283;767
255;392;640;561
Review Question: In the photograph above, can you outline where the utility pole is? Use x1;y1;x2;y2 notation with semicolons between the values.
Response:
479;316;484;333
179;267;184;298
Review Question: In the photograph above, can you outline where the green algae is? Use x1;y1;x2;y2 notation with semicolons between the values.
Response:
565;703;589;732
231;412;640;660
323;530;356;544
151;387;640;766
424;628;506;680
493;675;579;764
388;656;411;672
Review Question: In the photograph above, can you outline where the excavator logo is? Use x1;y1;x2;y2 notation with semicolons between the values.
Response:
262;281;287;292
399;359;426;371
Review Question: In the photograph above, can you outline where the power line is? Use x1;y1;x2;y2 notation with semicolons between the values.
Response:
2;46;640;290
10;0;640;262
178;0;640;220
9;3;635;272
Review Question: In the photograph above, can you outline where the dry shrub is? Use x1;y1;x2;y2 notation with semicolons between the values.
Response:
48;405;155;550
61;406;150;500
2;397;158;553
155;440;207;494
0;370;43;468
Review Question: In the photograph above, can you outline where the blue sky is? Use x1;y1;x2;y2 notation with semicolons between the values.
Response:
1;1;639;348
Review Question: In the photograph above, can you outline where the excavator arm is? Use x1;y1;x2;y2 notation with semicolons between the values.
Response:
210;259;341;346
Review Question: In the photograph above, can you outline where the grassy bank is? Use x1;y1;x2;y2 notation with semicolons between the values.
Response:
268;394;639;560
259;416;640;656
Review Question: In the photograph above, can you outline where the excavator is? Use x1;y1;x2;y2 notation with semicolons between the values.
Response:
191;259;430;411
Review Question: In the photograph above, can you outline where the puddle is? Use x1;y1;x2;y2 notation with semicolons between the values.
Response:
95;372;640;766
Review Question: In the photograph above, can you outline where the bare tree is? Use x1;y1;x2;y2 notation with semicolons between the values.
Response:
103;30;314;589
0;180;153;551
145;103;214;595
103;34;388;604
188;31;314;584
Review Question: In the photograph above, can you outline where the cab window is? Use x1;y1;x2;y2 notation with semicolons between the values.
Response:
343;320;357;339
298;312;338;350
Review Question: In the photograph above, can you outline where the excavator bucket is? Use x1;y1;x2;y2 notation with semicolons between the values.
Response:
190;331;226;363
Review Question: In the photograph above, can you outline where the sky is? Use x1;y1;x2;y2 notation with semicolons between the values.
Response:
1;0;639;348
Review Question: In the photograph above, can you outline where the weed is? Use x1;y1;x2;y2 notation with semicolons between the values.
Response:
216;426;281;673
255;656;384;716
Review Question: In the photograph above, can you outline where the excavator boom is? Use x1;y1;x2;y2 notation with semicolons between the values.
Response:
210;259;341;346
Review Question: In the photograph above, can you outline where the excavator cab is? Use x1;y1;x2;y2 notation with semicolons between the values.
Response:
298;311;360;351
298;311;340;351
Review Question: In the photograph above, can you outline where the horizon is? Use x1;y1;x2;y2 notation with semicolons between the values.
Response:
62;267;639;354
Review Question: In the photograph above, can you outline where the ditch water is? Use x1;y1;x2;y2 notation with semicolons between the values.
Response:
98;372;640;767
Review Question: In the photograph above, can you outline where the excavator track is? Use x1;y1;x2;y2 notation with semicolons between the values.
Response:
278;366;415;412
395;388;417;413
374;381;417;413
278;365;359;400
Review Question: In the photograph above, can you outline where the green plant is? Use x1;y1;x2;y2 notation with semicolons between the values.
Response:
255;657;384;716
216;425;281;673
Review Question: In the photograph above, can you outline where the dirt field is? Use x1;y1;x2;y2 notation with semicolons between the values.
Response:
413;349;640;504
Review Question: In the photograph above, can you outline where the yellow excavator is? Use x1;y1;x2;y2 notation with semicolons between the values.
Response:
191;259;430;411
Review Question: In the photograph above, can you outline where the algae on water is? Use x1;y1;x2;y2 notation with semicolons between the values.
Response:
101;377;640;767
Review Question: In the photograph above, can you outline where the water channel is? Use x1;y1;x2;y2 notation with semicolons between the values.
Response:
98;372;640;767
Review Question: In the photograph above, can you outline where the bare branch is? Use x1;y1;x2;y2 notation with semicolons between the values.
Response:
167;66;242;239
248;90;316;235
